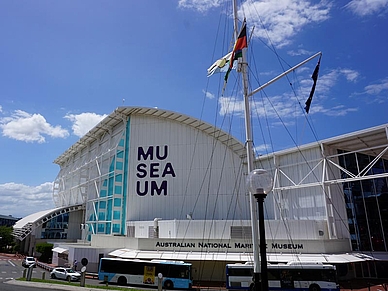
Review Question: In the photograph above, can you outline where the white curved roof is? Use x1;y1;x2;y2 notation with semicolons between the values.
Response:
14;208;62;229
13;204;85;241
54;106;246;165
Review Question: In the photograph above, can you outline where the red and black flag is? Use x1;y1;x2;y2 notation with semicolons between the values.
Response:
225;20;247;82
305;55;321;114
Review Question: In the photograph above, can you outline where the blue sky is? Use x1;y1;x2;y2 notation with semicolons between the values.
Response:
0;0;387;218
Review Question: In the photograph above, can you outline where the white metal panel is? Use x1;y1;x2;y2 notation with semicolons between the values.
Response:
260;147;328;221
126;114;249;222
127;219;330;241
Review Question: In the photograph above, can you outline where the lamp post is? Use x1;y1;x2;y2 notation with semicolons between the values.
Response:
246;169;273;291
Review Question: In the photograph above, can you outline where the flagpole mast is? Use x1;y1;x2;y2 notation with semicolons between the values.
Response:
232;1;261;290
232;0;239;40
232;2;321;291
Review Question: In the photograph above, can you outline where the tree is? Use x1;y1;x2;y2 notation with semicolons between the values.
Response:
0;226;15;253
35;242;53;263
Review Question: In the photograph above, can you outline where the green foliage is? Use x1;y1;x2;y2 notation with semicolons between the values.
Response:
35;242;53;263
0;226;15;252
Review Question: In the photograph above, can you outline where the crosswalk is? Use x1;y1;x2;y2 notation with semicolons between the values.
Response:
0;258;22;261
0;257;39;281
0;256;53;283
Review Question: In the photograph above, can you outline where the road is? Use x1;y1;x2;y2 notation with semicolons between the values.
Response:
0;253;25;282
0;253;104;290
1;281;49;291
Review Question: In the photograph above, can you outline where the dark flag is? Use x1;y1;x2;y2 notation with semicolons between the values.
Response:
305;55;321;114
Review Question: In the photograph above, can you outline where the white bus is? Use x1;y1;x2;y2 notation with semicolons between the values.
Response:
98;258;192;289
226;262;339;291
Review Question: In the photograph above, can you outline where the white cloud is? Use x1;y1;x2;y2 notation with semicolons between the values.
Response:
298;68;359;114
316;104;358;116
0;110;69;143
345;0;388;16
299;67;358;94
219;67;360;118
65;112;108;137
254;143;271;155
203;89;215;99
241;0;332;47
339;69;360;82
178;0;331;47
287;49;313;56
219;93;299;120
178;0;226;12
219;96;246;117
0;182;55;218
363;78;388;95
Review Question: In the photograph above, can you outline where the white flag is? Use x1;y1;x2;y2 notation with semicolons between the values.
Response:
207;52;233;77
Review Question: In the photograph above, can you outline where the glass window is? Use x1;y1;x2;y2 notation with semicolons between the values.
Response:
114;186;122;194
113;223;120;233
339;150;388;252
116;161;123;170
114;198;121;207
113;211;121;219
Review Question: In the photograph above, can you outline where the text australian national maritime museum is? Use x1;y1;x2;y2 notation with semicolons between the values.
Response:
13;106;388;281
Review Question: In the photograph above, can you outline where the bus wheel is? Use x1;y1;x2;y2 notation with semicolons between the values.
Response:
309;284;321;291
164;280;174;289
117;276;127;286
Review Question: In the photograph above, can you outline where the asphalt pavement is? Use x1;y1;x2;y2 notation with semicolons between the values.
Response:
5;279;105;290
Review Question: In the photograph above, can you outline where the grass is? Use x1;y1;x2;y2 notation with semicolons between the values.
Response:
16;277;146;290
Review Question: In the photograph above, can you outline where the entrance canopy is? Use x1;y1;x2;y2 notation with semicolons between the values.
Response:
108;248;380;264
52;247;69;254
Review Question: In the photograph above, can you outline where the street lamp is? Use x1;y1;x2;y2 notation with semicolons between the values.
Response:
246;169;273;291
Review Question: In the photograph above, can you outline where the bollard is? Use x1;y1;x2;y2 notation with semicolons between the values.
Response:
80;266;87;287
157;273;163;291
23;269;26;278
80;272;85;287
42;272;45;280
26;265;33;281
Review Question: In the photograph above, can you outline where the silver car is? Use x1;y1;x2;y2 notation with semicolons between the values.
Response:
50;267;81;281
21;257;36;268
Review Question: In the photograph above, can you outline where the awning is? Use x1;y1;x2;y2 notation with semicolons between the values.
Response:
268;253;369;264
52;247;69;254
108;248;136;257
356;252;388;261
108;249;382;264
108;249;255;261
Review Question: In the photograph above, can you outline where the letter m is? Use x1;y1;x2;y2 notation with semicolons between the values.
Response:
138;146;154;161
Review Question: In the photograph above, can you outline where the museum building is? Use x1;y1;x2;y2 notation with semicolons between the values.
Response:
13;107;388;282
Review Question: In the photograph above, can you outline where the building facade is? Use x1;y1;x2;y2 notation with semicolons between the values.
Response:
0;214;19;227
14;106;388;282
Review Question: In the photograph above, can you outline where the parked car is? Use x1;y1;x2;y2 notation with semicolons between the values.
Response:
22;257;36;268
50;267;81;281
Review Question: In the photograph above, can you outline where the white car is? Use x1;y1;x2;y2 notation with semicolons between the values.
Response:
22;257;36;268
50;267;81;281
